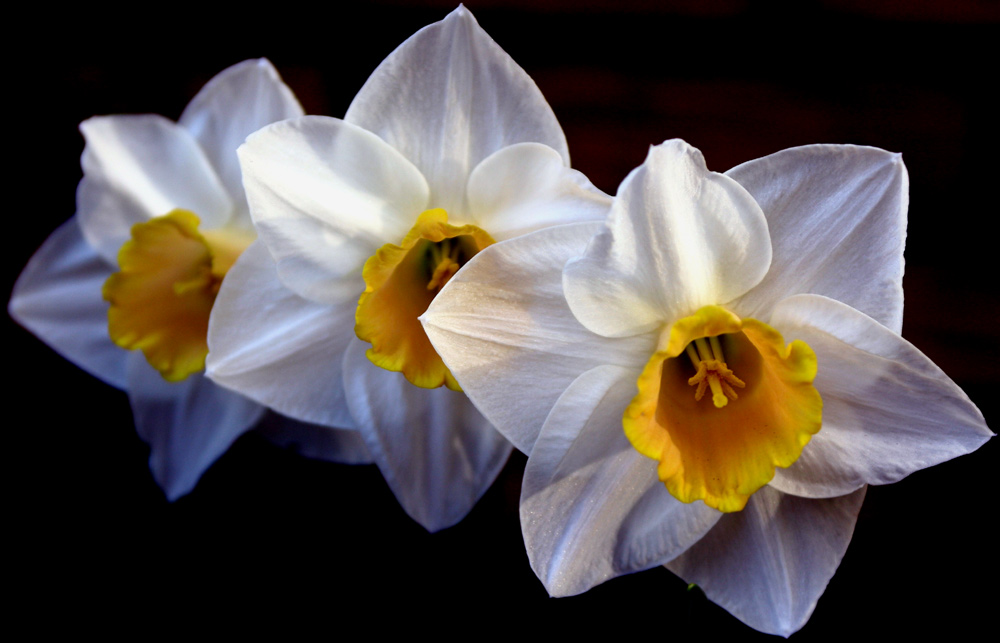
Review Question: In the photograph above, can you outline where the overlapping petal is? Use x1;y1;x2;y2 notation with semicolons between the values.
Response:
522;365;721;596
127;353;264;500
11;59;322;501
344;6;569;215
729;145;908;332
666;486;866;636
342;340;512;532
425;132;989;636
238;116;430;305
253;412;371;464
767;294;993;497
77;115;232;263
9;218;126;388
209;9;614;530
422;223;655;453
563;140;771;338
206;241;357;430
466;142;611;239
179;58;305;228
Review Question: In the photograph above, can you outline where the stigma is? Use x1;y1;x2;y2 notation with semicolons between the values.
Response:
685;336;746;408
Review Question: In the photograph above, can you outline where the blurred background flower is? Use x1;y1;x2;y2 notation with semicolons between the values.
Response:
7;0;995;636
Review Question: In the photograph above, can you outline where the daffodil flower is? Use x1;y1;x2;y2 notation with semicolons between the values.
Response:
205;7;611;531
422;139;993;635
9;59;369;500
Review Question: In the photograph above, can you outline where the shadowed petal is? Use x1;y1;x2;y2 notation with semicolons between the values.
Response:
343;339;512;531
127;354;264;500
667;485;866;637
254;412;371;464
206;240;357;431
522;365;721;596
9;217;126;389
729;145;908;332
767;294;992;497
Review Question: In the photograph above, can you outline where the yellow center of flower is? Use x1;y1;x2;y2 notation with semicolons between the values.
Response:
623;305;822;513
355;208;494;391
102;209;253;382
685;336;746;408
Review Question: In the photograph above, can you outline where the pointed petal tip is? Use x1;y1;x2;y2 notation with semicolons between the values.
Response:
225;57;280;83
648;138;705;162
436;3;479;32
254;57;277;71
162;483;187;503
203;57;284;88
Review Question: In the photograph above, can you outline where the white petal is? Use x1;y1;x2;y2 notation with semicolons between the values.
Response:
729;145;908;332
206;240;356;431
522;365;721;597
563;140;771;338
344;6;569;214
179;58;305;228
254;412;371;464
9;217;126;389
767;294;992;498
466;142;611;239
77;115;233;263
342;339;512;532
238;116;429;304
667;485;866;637
422;222;655;454
127;354;264;500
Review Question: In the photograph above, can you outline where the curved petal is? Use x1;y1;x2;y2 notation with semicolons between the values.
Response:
343;339;512;532
563;140;771;338
729;145;908;333
78;115;232;263
206;240;356;430
254;412;371;464
344;6;569;214
238;116;430;304
422;222;655;454
666;485;867;637
522;365;721;597
9;217;126;389
127;353;264;500
179;58;305;228
466;142;611;240
767;294;992;497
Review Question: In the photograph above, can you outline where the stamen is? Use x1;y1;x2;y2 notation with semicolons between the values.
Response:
426;237;464;291
427;257;460;291
694;337;714;362
685;344;702;368
624;306;823;513
685;335;747;408
709;335;725;361
355;208;494;390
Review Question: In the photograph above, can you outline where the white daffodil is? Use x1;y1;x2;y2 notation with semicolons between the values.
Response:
422;139;992;635
205;7;611;531
9;59;369;500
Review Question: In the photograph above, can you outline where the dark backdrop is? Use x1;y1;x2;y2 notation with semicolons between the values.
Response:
8;1;996;637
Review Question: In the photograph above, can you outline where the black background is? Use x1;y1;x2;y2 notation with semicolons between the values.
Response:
8;1;996;637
